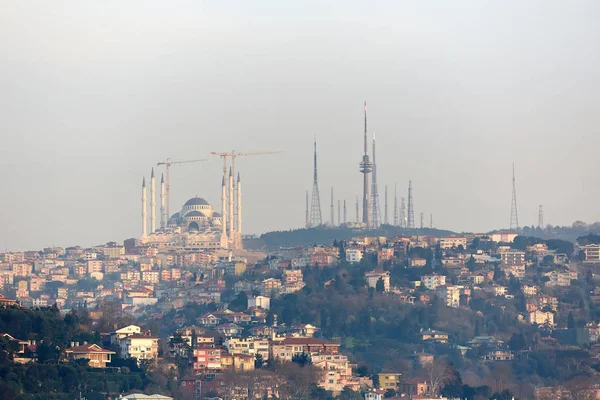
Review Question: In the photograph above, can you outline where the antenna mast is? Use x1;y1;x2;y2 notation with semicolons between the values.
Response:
510;164;520;230
309;137;323;227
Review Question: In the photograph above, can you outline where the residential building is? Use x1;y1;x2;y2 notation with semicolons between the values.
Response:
346;248;363;263
119;334;159;363
193;344;222;371
225;337;270;360
529;310;555;327
377;372;402;390
110;325;142;345
65;343;115;368
271;337;340;362
489;232;518;243
436;285;463;308
410;257;427;268
365;270;390;292
499;250;525;265
439;236;467;249
421;329;449;344
421;274;446;290
248;295;270;310
582;244;600;263
364;389;385;400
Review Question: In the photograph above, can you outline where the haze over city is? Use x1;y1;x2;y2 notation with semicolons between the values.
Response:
1;1;599;250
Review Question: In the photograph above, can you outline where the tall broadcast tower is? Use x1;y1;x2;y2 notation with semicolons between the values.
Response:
407;180;415;228
360;101;373;229
309;137;323;227
510;164;519;230
400;197;406;228
371;132;381;229
538;205;544;229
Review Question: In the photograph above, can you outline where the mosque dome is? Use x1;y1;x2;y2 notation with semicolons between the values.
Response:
185;211;206;218
213;212;222;217
184;197;210;206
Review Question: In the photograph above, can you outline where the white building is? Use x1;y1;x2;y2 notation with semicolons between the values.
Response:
225;337;270;360
436;285;463;308
110;325;141;345
582;244;600;263
120;334;159;363
365;270;390;292
248;296;270;310
439;236;467;249
421;274;446;290
346;249;363;263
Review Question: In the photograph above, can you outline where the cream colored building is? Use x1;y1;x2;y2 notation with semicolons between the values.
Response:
528;310;554;327
439;236;467;249
365;270;390;292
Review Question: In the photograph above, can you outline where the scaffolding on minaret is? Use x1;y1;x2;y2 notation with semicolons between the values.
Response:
309;137;323;227
510;164;519;230
407;181;415;228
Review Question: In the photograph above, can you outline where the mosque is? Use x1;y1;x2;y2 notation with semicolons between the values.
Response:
138;168;243;250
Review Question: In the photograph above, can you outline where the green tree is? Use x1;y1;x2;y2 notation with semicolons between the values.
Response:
255;353;264;369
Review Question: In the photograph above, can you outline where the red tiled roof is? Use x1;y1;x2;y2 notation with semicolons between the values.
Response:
280;337;338;346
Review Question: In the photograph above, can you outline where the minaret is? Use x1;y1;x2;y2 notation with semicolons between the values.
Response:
160;174;166;229
141;177;147;237
237;173;242;237
221;176;228;242
150;168;156;233
228;167;234;239
359;101;372;229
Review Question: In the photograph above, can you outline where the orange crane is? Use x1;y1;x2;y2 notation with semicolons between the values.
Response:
210;151;282;181
157;158;207;218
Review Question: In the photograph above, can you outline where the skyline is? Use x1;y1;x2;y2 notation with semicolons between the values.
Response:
1;1;600;250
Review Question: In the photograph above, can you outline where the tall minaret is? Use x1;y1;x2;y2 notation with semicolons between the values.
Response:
141;177;147;237
359;101;372;229
228;167;234;239
221;176;228;242
150;168;156;233
237;173;242;236
160;174;166;229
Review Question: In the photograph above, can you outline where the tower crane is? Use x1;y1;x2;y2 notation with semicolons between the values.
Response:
156;158;207;219
210;151;282;180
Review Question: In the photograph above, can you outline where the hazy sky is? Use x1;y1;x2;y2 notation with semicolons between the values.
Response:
1;1;599;250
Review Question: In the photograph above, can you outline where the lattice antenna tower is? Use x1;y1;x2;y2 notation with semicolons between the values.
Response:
407;180;415;228
420;213;424;229
538;205;544;229
330;187;334;226
309;137;323;227
510;164;519;230
384;185;389;225
393;183;399;226
400;197;406;228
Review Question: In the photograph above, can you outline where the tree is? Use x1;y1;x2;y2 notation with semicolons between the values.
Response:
425;358;452;395
376;277;385;293
229;291;248;312
255;353;264;369
568;311;576;329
